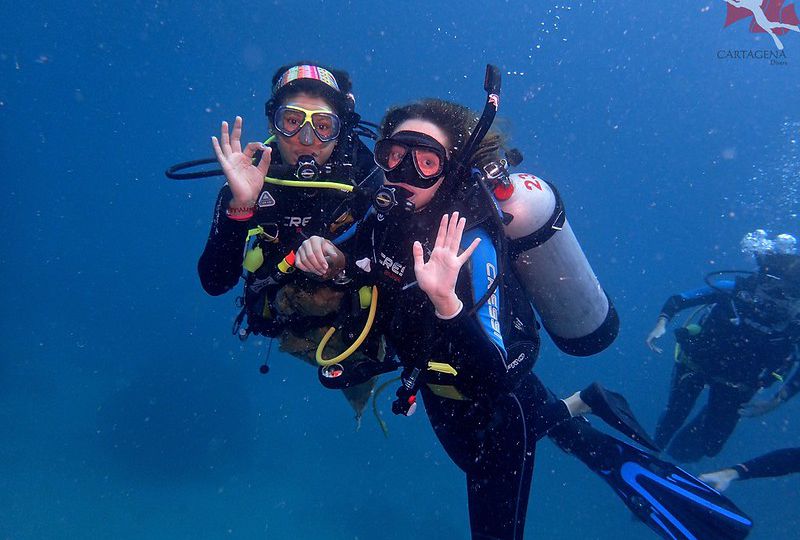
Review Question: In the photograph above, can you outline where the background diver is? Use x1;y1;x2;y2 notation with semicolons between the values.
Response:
646;230;800;462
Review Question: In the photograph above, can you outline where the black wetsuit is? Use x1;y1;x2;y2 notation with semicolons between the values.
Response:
654;278;800;462
339;199;614;540
733;447;800;480
198;139;383;336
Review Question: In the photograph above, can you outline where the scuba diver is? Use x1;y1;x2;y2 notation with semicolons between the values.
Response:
195;62;387;422
295;80;752;540
646;230;800;463
699;447;800;492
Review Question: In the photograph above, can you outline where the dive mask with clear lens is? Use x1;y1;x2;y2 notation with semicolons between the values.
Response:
273;105;341;142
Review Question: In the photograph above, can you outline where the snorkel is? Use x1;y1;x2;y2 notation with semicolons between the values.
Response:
447;65;502;185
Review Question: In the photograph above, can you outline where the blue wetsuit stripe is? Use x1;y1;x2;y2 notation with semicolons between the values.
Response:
660;281;734;319
679;281;734;301
333;211;369;245
462;228;507;360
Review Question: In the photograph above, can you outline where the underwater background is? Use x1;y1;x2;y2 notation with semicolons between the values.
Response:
2;1;799;538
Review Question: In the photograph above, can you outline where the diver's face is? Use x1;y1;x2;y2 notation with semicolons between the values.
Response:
384;119;450;211
756;275;800;301
273;92;338;166
753;278;800;323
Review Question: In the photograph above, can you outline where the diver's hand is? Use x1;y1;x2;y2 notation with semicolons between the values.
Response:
295;235;345;278
698;468;739;492
739;394;783;417
211;116;271;208
413;212;481;318
646;316;668;353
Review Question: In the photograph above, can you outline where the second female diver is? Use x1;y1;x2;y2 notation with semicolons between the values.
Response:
295;95;753;540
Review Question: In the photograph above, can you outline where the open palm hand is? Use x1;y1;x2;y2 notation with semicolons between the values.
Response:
413;212;481;318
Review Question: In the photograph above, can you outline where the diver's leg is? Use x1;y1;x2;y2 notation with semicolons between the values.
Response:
529;375;659;450
700;383;757;458
654;362;705;449
467;388;537;540
465;414;536;540
422;388;536;540
520;373;573;438
667;382;756;461
666;405;710;462
548;415;611;470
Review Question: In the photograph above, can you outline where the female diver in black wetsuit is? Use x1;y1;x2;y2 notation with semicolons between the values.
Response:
295;95;752;540
195;62;386;419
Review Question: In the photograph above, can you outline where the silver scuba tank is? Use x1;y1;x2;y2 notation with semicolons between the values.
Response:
495;172;618;356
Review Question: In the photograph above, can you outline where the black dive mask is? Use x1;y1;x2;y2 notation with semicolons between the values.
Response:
375;131;448;189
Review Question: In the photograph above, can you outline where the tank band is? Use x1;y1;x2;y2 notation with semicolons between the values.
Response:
547;293;619;356
509;182;567;258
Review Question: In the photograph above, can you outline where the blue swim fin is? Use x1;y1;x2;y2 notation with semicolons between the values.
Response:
597;438;753;540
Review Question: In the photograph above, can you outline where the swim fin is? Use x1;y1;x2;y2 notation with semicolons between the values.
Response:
596;437;753;540
580;382;661;452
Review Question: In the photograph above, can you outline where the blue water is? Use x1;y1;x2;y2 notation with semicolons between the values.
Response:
2;1;799;538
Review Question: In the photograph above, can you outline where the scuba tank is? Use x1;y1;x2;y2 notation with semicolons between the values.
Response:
429;64;617;357
493;171;619;356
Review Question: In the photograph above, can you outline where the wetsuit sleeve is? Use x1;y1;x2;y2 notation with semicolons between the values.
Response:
733;448;800;480
197;185;251;296
659;281;733;320
435;228;510;394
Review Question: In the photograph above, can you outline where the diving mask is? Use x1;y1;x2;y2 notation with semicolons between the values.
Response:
273;105;341;143
374;131;448;188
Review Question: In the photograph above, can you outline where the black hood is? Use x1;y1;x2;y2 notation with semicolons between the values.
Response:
757;253;800;285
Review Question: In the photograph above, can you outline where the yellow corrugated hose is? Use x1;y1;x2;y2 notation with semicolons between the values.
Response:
316;286;378;366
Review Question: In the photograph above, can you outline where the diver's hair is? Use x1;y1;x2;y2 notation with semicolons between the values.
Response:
268;61;354;118
380;98;504;171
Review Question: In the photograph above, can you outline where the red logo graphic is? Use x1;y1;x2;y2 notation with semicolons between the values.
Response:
724;0;799;49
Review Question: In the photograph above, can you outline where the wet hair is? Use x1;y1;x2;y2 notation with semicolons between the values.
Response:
266;61;354;120
380;98;505;172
